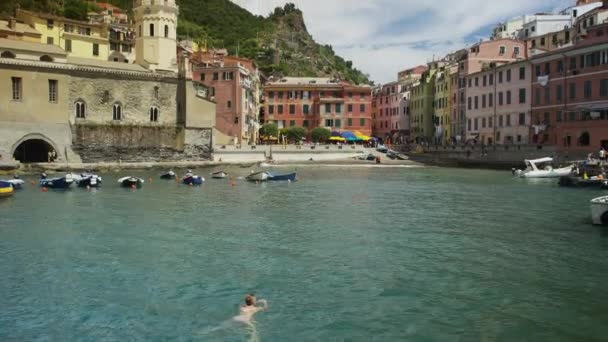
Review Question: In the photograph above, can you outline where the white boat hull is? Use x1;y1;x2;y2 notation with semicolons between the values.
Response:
518;165;573;178
246;171;269;182
591;196;608;225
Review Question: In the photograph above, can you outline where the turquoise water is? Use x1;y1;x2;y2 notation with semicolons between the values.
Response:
1;166;608;341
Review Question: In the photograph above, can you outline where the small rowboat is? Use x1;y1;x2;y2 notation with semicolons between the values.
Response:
246;171;297;182
212;171;227;179
267;172;297;182
591;196;608;225
0;180;14;197
2;177;24;189
118;176;144;188
75;173;102;188
40;173;74;189
246;171;269;182
183;175;204;185
160;171;176;179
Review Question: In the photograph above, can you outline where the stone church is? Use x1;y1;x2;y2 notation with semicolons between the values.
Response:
0;0;216;164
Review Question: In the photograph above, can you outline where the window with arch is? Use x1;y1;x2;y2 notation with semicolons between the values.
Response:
164;25;169;38
40;55;53;62
227;100;232;108
1;51;16;58
75;100;86;118
149;106;159;122
150;23;155;37
112;103;122;120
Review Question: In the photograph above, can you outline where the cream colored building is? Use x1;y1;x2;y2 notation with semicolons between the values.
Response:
134;0;179;72
0;18;42;43
16;9;110;61
0;14;215;164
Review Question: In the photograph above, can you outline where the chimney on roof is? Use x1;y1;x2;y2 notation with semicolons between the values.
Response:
8;17;16;30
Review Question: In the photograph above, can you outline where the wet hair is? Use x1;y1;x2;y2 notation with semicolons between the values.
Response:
245;294;255;306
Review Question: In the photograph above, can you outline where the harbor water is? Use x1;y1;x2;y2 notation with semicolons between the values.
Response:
1;166;608;341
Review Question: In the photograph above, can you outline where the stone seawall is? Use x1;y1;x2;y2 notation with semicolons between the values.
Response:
72;124;211;163
398;144;589;169
215;145;366;163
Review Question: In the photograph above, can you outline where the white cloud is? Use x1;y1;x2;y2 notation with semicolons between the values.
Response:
231;0;575;83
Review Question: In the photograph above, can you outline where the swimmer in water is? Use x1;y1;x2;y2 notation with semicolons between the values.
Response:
234;294;268;324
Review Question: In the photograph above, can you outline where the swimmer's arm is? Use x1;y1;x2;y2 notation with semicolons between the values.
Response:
257;299;268;310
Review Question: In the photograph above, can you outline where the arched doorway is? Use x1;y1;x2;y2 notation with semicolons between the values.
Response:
13;139;56;163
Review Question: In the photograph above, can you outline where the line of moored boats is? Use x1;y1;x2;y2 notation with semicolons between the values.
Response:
512;157;608;225
0;169;297;196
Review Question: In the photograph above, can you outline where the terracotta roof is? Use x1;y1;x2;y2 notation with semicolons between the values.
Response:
67;56;148;72
0;38;67;55
0;20;41;36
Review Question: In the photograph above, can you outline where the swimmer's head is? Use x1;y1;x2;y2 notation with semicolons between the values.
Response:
245;294;255;306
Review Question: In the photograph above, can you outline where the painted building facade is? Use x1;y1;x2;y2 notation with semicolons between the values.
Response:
454;39;527;142
410;68;436;143
433;63;452;144
0;1;216;164
374;82;400;140
262;77;372;137
16;9;110;61
190;50;261;145
0;18;42;43
530;22;608;153
465;61;531;145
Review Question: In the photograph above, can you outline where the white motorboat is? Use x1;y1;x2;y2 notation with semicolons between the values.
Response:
590;196;608;225
513;157;573;178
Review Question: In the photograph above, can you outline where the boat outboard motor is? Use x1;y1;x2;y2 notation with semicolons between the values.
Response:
13;175;19;179
511;168;516;176
41;172;47;179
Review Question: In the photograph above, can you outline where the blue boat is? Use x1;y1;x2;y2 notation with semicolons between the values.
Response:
40;173;74;189
267;172;297;182
0;180;14;197
1;176;24;189
76;173;102;188
183;175;204;185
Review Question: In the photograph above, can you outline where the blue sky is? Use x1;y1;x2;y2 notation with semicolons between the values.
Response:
232;0;576;83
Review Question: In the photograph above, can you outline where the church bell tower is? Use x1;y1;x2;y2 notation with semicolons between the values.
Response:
133;0;179;72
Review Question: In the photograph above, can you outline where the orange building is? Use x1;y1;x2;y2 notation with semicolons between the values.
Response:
262;77;373;137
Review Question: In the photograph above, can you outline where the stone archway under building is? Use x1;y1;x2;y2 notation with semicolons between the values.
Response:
11;134;59;163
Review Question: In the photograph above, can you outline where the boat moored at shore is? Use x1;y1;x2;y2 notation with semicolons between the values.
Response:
118;176;144;188
2;176;24;189
183;175;204;185
75;173;102;188
0;180;14;197
591;196;608;225
246;171;297;182
40;173;74;189
513;158;573;178
212;171;228;179
160;171;176;179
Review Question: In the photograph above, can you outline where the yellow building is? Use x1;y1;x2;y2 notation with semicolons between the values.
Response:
433;65;451;144
0;18;42;43
16;9;109;61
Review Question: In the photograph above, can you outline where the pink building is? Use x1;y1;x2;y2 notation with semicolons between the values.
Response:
465;61;532;145
373;82;401;140
455;39;528;140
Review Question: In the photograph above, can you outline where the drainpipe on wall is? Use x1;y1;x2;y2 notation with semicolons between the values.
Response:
493;65;497;146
